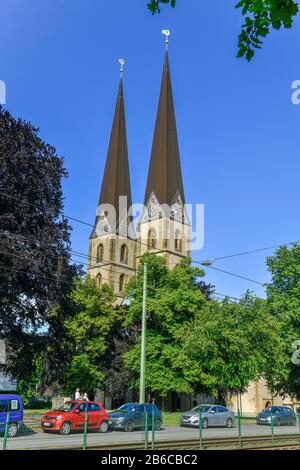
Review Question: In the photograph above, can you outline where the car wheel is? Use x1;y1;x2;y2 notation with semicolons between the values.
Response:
124;420;134;432
292;418;297;426
275;419;281;427
202;418;208;429
155;420;162;431
99;420;108;433
8;423;18;437
60;421;71;435
226;418;233;429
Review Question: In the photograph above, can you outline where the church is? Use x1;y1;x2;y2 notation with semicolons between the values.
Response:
87;39;297;414
88;44;190;303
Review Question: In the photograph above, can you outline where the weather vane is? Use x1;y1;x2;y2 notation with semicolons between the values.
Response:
118;58;125;78
162;29;170;50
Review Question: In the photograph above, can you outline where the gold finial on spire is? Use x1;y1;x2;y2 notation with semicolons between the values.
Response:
118;58;125;78
162;29;170;50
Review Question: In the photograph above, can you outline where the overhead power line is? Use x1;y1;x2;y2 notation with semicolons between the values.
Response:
193;261;266;286
199;241;300;264
3;191;298;287
2;190;299;261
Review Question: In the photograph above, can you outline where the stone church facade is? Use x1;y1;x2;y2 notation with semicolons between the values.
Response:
88;51;190;303
87;50;296;414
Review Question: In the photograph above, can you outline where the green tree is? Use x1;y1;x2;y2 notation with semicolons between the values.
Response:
0;107;79;387
266;244;300;398
124;254;209;400
63;277;119;398
181;292;284;404
101;318;134;406
124;254;283;406
147;0;299;61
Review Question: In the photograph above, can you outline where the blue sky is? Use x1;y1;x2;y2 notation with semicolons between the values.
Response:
1;0;300;299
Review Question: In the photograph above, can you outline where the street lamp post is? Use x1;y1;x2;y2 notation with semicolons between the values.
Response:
139;262;148;403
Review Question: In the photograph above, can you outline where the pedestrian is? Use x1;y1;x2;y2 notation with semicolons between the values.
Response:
75;388;82;401
83;393;89;402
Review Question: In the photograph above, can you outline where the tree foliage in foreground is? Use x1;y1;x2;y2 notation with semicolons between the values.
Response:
0;107;79;387
124;254;282;404
124;254;208;398
182;292;284;403
63;277;125;399
266;244;300;398
147;0;299;61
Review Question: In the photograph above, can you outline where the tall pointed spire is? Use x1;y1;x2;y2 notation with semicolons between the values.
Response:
144;51;185;206
98;75;132;227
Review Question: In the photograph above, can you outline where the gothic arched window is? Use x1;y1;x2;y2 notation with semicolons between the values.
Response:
147;229;156;250
96;273;102;288
119;274;125;292
175;231;182;252
120;244;128;264
97;244;104;262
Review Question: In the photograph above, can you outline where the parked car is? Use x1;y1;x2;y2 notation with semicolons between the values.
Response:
108;403;162;432
180;404;235;429
0;394;23;437
41;400;109;435
256;406;296;426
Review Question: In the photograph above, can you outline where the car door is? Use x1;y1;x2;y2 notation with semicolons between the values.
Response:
87;403;101;429
0;399;8;432
208;406;218;426
133;404;145;428
73;403;87;430
9;398;22;426
146;404;155;427
216;406;228;426
282;408;291;425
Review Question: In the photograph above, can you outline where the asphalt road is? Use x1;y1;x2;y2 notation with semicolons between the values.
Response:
1;423;299;450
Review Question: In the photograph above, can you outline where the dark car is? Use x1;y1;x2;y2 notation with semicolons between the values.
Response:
256;406;296;426
108;403;162;432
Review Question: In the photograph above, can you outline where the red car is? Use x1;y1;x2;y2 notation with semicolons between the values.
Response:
41;400;109;435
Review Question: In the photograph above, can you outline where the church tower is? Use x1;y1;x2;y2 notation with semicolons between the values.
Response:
138;48;190;267
88;65;136;303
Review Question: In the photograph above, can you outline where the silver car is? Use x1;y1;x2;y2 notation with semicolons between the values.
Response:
180;404;235;429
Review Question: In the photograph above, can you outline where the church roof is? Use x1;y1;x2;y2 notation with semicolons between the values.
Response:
144;52;185;206
98;79;132;220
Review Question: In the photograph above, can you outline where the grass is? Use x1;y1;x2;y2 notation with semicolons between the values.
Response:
162;412;181;426
24;409;49;414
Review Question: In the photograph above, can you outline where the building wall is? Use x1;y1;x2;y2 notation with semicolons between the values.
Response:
137;216;191;269
88;234;136;303
229;379;299;416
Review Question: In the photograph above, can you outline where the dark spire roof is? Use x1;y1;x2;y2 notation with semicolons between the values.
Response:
144;52;185;206
98;78;132;221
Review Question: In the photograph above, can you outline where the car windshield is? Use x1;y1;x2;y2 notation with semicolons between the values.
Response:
191;405;211;413
117;404;136;413
57;402;77;412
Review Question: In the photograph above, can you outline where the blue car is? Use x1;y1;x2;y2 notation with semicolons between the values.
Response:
0;394;23;437
256;406;296;426
108;403;162;432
